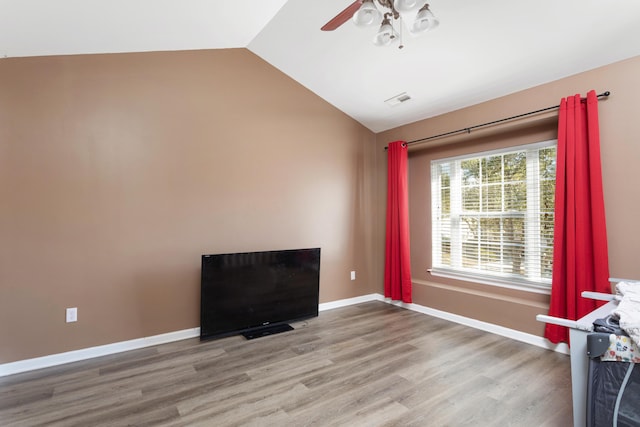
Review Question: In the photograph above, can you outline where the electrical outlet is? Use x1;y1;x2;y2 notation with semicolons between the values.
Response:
350;271;356;281
66;307;78;323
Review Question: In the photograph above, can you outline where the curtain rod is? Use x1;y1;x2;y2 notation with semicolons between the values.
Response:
386;91;611;150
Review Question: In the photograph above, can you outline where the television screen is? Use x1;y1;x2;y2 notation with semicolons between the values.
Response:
200;248;320;340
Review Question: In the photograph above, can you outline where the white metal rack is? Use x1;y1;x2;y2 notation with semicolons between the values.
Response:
536;289;618;427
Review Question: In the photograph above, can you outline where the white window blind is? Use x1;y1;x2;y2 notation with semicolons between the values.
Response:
431;140;557;290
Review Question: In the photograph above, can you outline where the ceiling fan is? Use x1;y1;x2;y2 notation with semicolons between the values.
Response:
321;0;439;47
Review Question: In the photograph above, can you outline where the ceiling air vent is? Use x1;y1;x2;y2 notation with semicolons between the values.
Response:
384;92;412;107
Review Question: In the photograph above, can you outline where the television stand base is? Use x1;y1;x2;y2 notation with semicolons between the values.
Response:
242;324;294;340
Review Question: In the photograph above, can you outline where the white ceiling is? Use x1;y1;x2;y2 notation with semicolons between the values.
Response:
3;0;640;132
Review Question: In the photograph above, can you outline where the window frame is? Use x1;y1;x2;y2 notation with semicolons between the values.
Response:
430;140;557;294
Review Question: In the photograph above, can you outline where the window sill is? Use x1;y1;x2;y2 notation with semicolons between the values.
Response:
428;268;551;295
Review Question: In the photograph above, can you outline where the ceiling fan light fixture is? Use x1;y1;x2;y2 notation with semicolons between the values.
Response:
373;16;399;47
394;0;427;14
410;3;439;34
353;0;382;27
321;0;439;47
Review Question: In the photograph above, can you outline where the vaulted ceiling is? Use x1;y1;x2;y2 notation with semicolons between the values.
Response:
3;0;640;132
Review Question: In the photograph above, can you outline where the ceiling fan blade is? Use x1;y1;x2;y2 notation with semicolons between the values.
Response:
321;1;363;31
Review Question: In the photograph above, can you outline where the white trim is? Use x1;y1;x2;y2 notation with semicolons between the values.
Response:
318;294;383;311
0;328;200;377
1;295;384;377
429;268;551;295
1;293;567;377
525;149;542;281
379;296;570;355
609;277;640;284
432;139;557;163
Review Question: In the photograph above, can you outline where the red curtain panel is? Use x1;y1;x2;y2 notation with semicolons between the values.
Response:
384;141;412;303
545;90;610;344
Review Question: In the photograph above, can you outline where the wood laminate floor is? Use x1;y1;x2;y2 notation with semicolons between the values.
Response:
0;302;572;426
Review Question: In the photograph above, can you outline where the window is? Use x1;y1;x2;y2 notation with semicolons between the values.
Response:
431;141;556;290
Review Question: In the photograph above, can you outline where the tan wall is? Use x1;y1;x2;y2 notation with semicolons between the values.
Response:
377;55;640;336
0;49;379;363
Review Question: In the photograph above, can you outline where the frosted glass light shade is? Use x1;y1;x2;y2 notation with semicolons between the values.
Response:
410;4;439;34
373;19;399;46
394;0;427;13
353;0;382;27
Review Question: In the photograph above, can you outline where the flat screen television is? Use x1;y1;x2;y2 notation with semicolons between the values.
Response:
200;247;320;340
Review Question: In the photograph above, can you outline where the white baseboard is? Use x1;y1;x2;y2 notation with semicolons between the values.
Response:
379;296;570;355
1;293;566;377
319;294;383;311
0;328;200;377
